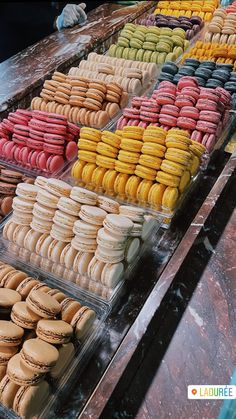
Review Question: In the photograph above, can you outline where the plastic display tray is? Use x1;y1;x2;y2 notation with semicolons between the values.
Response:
0;245;109;419
0;215;160;308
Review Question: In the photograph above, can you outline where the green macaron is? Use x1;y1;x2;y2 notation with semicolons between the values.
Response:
128;48;137;61
156;42;171;53
150;51;159;63
109;44;117;57
160;28;173;37
120;29;134;40
148;27;161;36
143;50;152;62
122;47;130;60
130;39;143;49
136;49;145;62
124;23;136;32
116;46;124;58
146;33;159;43
157;52;167;65
117;37;130;48
143;41;156;51
133;31;145;42
172;35;184;47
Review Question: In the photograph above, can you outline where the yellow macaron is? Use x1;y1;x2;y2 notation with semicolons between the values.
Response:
120;138;143;152
137;179;154;203
118;150;140;164
135;165;157;181
141;142;166;158
71;160;86;179
190;155;200;176
160;159;185;177
115;160;136;174
80;127;101;142
139;154;162;170
125;175;141;199
162;186;179;210
101;131;121;148
148;183;166;209
79;139;98;152
122;126;144;141
114;173;130;196
78;150;97;164
81;163;97;185
165;148;191;166
179;170;191;193
91;166;107;190
156;170;180;187
102;169;118;192
97;142;119;158
96;154;116;169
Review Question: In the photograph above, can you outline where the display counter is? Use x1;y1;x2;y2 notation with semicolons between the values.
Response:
36;137;233;417
0;1;156;118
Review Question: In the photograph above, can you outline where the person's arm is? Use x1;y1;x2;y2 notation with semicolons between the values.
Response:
55;3;87;30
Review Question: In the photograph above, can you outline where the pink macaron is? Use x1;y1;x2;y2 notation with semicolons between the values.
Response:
65;141;77;160
123;108;140;119
199;110;221;124
191;130;203;143
43;143;64;155
179;106;199;120
196;120;217;134
156;93;175;105
12;133;27;146
46;155;64;173
196;99;218;112
177;116;196;130
160;104;179;117
44;133;65;145
178;76;198;90
29;119;46;132
202;133;216;153
159;115;177;127
175;95;196;107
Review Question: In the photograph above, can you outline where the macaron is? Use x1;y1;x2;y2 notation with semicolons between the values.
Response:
20;338;59;373
0;321;24;347
26;291;61;319
36;319;73;344
11;302;42;329
7;353;43;386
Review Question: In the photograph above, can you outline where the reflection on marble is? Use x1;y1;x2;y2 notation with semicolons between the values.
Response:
0;1;156;117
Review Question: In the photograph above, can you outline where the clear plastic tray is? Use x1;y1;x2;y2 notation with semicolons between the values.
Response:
62;159;203;226
0;215;160;307
0;154;76;180
0;247;109;419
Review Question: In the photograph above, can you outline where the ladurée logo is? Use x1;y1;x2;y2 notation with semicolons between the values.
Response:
188;385;236;399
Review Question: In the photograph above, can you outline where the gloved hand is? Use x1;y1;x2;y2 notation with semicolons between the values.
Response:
56;3;87;30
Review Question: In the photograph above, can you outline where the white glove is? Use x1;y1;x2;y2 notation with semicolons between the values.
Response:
56;3;87;30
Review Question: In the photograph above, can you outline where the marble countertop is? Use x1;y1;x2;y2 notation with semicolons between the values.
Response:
0;1;155;116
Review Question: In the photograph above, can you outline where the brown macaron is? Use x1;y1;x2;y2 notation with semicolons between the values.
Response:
26;290;61;319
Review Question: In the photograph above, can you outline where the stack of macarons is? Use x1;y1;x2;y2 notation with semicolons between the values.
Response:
109;23;190;65
158;59;236;104
140;14;204;40
154;0;219;22
0;109;79;175
31;71;127;129
3;177;154;292
181;41;236;68
69;52;157;95
117;77;231;152
72;125;206;212
204;8;236;43
0;167;34;224
0;261;96;417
